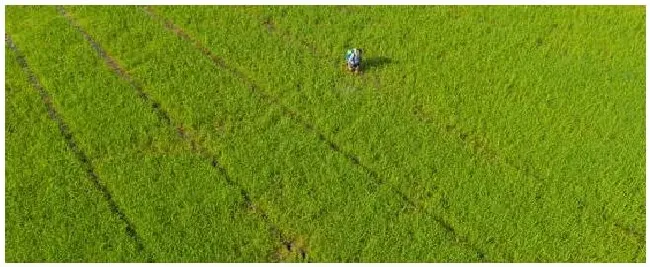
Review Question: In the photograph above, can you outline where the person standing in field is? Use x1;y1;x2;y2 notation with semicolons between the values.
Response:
345;48;363;73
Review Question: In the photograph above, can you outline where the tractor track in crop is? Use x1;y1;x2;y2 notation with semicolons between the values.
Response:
57;7;308;262
141;7;489;262
5;33;155;263
55;6;175;134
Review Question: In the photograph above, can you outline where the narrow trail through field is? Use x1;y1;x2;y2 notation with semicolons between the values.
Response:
141;6;488;262
56;6;306;262
5;33;155;263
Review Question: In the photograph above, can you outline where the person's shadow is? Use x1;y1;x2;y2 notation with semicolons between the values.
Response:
363;56;394;71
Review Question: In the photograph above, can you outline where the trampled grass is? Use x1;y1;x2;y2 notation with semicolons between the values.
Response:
4;5;645;262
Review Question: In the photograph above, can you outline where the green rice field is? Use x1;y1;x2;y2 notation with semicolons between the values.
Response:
4;5;645;262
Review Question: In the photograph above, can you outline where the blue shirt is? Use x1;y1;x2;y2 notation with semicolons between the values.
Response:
346;49;360;65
